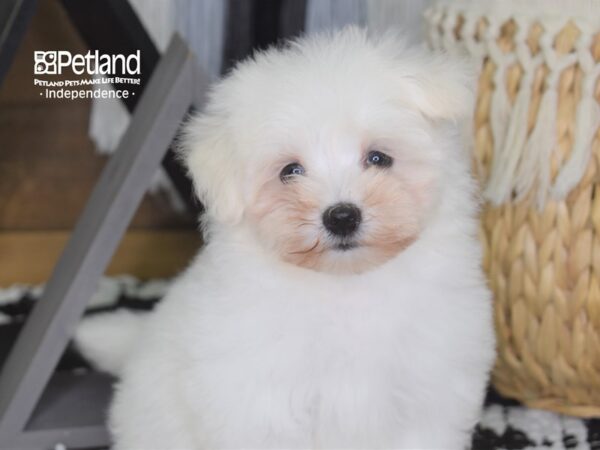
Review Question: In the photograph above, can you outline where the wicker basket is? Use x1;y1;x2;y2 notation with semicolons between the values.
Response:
426;1;600;417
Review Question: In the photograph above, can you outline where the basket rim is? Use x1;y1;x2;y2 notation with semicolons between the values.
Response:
431;0;600;28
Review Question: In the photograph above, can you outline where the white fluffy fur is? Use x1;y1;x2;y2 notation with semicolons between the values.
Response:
87;28;495;449
75;310;147;376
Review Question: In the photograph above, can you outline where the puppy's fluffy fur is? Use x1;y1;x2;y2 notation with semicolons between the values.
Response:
88;28;495;449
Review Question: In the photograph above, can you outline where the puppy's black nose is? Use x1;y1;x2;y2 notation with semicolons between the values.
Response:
322;203;362;237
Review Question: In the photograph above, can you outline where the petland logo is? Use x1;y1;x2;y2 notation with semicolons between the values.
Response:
34;50;141;75
34;50;141;100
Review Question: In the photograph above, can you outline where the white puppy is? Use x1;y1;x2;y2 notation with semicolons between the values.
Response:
80;27;495;449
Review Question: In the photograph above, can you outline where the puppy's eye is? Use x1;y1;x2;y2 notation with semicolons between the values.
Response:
280;162;305;183
365;150;393;168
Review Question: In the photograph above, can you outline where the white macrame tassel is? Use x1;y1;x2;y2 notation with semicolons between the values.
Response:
485;22;537;204
520;83;558;208
528;28;578;207
552;93;600;198
482;18;518;204
509;68;537;198
484;63;515;204
552;33;600;199
462;13;486;61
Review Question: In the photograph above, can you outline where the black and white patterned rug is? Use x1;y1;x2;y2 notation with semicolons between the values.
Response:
1;277;599;450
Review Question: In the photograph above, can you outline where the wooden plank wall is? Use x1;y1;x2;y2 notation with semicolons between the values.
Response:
0;0;202;285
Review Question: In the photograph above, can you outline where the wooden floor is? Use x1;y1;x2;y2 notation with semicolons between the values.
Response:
0;0;202;285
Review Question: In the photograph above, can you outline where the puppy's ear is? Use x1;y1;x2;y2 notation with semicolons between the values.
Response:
399;52;475;121
181;113;244;225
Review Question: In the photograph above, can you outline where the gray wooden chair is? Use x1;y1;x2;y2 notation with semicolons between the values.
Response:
0;35;208;450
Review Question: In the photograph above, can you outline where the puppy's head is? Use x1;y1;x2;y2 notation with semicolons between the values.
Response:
183;27;473;274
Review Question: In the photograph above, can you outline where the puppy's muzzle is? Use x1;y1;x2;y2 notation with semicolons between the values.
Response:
322;203;362;237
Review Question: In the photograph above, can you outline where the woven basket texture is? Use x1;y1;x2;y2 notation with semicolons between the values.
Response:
428;8;600;416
